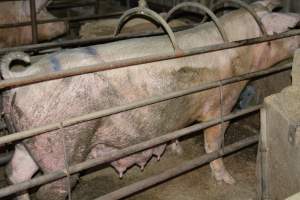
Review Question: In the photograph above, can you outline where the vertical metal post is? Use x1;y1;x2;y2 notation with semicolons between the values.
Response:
285;0;291;12
94;0;100;14
29;0;38;44
259;107;270;200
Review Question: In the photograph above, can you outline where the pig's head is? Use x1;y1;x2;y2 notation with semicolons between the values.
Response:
23;0;67;42
35;9;67;42
250;0;300;70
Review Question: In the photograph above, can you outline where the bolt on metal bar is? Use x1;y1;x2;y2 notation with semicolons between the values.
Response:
0;105;261;198
0;60;291;146
29;0;38;44
96;135;259;200
0;29;298;90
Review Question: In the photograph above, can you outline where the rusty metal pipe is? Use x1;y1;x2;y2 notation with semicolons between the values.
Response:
0;105;261;198
29;0;38;44
96;135;259;200
0;60;291;145
0;30;298;90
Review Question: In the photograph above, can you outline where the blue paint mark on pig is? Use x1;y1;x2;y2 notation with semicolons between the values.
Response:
50;55;61;71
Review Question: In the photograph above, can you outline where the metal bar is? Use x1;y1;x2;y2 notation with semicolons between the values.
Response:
29;0;38;44
114;7;182;53
165;2;229;42
94;0;100;14
259;107;270;200
47;1;95;10
0;105;261;198
0;29;298;90
0;61;291;145
0;25;194;54
212;0;268;36
96;135;259;200
0;12;123;29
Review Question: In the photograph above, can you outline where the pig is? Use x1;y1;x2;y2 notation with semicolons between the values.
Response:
1;1;300;200
79;16;190;39
0;0;66;48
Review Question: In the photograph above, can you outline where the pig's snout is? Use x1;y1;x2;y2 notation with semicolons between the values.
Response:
38;21;67;41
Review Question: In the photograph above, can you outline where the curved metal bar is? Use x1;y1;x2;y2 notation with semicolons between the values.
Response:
114;7;182;54
211;0;268;36
165;2;229;42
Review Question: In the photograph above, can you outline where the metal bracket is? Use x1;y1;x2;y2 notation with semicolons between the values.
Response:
210;0;268;37
288;122;300;146
165;2;229;43
114;5;182;55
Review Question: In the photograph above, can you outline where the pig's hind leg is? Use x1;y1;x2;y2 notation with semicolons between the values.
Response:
204;123;236;184
6;143;39;200
201;82;247;184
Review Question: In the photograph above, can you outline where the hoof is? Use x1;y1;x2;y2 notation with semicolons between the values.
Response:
213;169;236;185
13;193;31;200
170;140;183;155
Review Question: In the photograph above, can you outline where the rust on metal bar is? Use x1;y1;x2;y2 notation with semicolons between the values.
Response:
0;60;291;146
0;106;261;198
0;29;298;90
165;2;229;42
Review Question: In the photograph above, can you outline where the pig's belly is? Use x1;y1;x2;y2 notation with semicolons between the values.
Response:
91;93;204;149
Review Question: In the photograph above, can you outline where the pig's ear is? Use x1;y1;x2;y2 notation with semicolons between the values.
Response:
253;0;282;11
261;13;300;35
35;0;49;13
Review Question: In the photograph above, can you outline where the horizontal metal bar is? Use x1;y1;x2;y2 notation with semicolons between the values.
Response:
47;1;95;10
0;29;298;90
0;105;261;198
96;135;259;200
0;60;290;146
0;12;123;29
0;25;194;54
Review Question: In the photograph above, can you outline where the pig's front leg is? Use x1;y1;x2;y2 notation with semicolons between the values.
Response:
204;123;236;184
6;143;39;200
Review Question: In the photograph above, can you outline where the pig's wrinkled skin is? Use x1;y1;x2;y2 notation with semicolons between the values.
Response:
2;1;300;200
0;0;66;48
